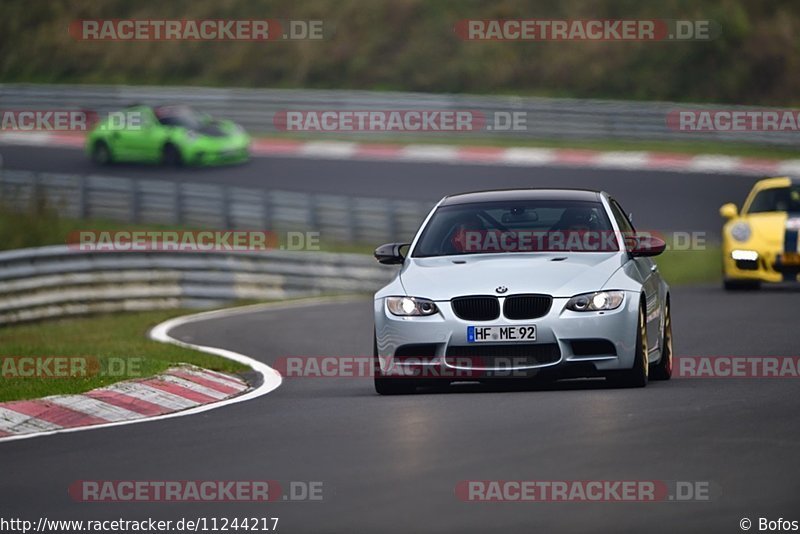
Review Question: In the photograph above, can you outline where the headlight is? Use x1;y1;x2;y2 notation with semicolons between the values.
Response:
566;291;625;312
386;296;438;316
730;222;751;242
185;130;199;141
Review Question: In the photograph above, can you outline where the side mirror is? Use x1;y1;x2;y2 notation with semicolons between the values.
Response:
630;234;667;257
374;243;409;265
719;203;738;219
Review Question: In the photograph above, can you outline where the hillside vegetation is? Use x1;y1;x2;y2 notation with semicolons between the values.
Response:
1;0;798;104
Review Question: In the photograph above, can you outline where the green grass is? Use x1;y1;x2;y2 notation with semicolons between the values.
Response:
0;197;199;252
0;309;249;403
656;245;721;286
0;199;369;253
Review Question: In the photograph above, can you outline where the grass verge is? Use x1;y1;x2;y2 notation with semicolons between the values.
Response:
0;309;249;403
656;246;721;287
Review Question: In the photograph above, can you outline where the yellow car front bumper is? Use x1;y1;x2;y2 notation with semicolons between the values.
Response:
722;246;800;283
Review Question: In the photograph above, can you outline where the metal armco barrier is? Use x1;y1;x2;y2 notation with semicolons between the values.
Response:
0;169;433;245
0;245;395;324
0;83;793;145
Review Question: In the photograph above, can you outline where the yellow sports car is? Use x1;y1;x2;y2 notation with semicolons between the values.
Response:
720;176;800;290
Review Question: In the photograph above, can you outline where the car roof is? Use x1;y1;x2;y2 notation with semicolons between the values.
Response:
439;188;603;206
754;176;796;190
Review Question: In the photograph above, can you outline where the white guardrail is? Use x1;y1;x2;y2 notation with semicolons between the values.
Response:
0;169;434;245
0;167;414;325
0;83;794;146
0;245;394;324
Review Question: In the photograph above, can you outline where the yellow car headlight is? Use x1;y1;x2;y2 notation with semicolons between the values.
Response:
731;222;751;242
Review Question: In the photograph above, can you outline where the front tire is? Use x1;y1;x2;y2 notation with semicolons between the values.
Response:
91;140;112;165
608;302;648;388
650;299;672;381
162;143;183;167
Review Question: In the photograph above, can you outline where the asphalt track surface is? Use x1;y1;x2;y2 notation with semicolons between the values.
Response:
0;144;798;533
1;290;799;533
0;144;761;235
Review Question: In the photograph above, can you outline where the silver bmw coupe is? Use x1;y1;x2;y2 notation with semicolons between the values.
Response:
373;189;672;394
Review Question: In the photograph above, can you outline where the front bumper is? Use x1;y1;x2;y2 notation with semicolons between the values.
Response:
722;246;800;283
374;291;640;381
183;137;251;166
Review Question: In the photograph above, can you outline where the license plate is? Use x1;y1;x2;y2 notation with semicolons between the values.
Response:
467;325;536;343
782;253;800;265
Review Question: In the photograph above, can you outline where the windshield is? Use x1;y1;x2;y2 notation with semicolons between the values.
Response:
411;199;619;257
746;185;800;214
154;105;208;128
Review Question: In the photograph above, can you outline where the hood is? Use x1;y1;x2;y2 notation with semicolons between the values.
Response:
196;120;229;138
399;252;624;300
745;212;796;247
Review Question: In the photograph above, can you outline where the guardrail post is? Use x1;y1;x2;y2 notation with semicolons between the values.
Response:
346;196;358;242
308;193;320;234
223;185;233;228
77;174;88;219
262;189;272;229
30;171;42;209
130;178;140;224
388;200;400;243
174;183;183;225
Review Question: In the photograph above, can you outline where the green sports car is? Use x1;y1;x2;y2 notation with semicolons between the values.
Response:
86;105;250;166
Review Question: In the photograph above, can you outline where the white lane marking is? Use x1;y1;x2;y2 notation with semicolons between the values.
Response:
105;381;200;410
593;151;651;169
300;141;358;159
48;396;145;422
776;160;800;176
500;147;557;166
400;145;460;162
0;296;363;443
687;155;742;173
159;374;229;400
0;407;62;434
0;132;55;145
